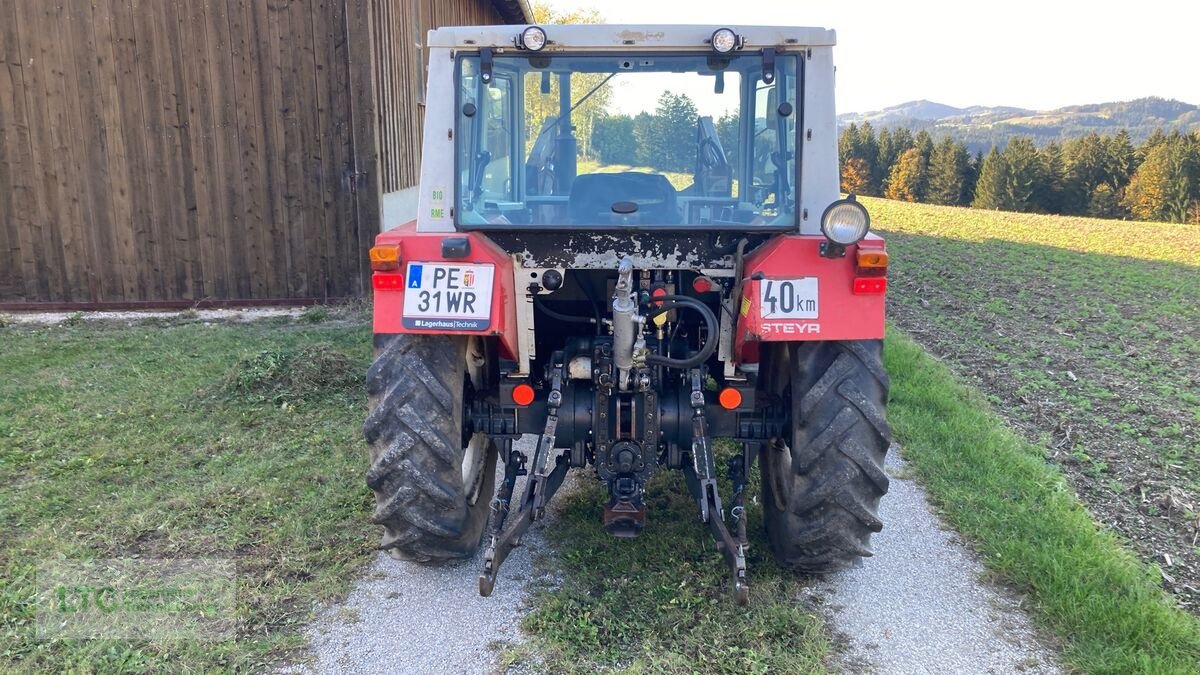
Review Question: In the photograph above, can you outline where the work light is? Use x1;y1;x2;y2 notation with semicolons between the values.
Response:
518;26;547;51
820;197;871;245
710;28;739;53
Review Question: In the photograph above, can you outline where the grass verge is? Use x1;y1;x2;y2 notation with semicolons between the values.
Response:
885;328;1200;673
0;320;375;672
511;456;830;674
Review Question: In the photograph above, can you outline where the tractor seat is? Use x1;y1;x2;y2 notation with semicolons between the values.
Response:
567;172;680;224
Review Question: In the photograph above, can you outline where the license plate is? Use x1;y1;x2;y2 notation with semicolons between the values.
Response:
402;262;494;330
759;278;819;319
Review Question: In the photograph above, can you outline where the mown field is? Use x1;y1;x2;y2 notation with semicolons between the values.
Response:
867;196;1200;611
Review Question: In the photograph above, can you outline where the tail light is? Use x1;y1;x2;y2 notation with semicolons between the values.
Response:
852;277;888;295
370;244;401;271
855;249;888;277
852;247;888;295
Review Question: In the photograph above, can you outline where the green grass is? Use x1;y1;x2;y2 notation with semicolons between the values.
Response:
0;320;376;672
510;454;830;674
884;329;1200;673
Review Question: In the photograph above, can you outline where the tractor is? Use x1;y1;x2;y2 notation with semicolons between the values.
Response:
364;23;891;604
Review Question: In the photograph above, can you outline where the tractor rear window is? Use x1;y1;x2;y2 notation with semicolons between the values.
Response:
455;52;799;230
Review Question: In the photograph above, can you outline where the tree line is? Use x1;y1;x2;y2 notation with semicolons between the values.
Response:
589;92;704;173
839;123;1200;224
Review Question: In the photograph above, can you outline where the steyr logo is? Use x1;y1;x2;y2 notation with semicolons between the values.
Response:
760;322;821;336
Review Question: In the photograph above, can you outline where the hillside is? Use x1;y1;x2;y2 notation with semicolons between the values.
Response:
840;97;1200;151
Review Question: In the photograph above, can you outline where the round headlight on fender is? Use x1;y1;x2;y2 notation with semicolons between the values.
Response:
518;26;547;51
820;197;871;245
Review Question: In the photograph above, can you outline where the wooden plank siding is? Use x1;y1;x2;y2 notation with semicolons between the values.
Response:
0;0;519;306
372;0;504;195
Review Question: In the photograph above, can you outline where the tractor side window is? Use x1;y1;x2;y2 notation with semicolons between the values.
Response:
457;59;480;217
750;59;797;221
458;61;518;223
480;75;514;203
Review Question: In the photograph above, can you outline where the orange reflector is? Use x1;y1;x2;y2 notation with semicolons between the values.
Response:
855;249;888;277
718;387;742;410
852;277;888;295
511;383;535;407
856;249;889;268
370;244;401;271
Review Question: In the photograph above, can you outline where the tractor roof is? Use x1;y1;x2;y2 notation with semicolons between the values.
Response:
427;24;836;50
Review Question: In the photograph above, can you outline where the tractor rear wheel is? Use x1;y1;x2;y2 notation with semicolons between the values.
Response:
363;334;497;563
760;340;892;572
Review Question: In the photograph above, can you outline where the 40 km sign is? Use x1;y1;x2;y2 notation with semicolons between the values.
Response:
759;278;819;319
402;262;495;330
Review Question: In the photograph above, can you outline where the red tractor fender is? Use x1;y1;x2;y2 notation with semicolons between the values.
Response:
371;222;519;360
734;233;886;363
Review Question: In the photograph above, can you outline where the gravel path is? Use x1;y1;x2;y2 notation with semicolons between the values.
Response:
821;450;1063;674
288;441;1063;675
285;438;558;675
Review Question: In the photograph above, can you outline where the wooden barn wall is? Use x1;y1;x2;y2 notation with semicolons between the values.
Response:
0;0;376;305
372;0;504;194
0;0;383;305
0;0;512;306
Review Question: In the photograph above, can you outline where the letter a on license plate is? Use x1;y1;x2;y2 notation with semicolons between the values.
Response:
402;262;494;330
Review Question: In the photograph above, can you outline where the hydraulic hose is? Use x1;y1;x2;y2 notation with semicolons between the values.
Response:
644;295;718;369
533;297;595;324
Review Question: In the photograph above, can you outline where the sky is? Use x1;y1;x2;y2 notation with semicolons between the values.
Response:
540;0;1200;115
604;71;747;118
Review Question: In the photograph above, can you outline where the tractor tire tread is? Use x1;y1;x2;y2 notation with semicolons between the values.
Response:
363;334;494;564
763;340;892;573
